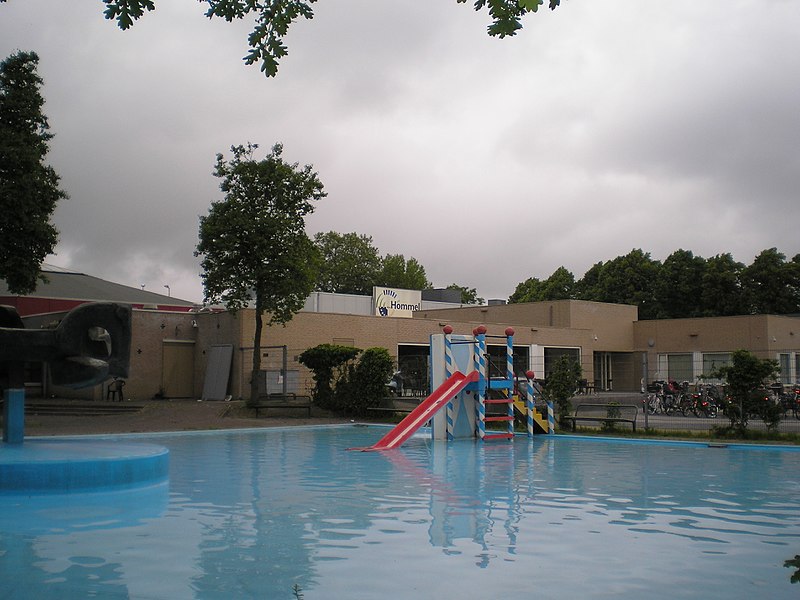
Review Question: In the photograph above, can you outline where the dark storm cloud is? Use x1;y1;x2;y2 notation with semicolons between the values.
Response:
1;1;798;302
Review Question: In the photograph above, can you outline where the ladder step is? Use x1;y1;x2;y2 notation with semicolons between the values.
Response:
484;398;513;405
483;433;514;441
484;416;514;422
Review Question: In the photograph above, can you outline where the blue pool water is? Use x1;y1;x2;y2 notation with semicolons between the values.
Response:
1;425;799;599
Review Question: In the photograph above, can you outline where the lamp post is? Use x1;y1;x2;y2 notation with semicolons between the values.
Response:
164;285;170;297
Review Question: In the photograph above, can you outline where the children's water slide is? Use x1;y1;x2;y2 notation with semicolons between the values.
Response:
353;371;479;451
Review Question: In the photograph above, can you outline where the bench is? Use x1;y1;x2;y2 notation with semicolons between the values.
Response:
367;397;422;416
563;403;638;432
252;393;312;417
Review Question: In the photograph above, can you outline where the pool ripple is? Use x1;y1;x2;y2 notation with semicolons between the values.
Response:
2;429;800;599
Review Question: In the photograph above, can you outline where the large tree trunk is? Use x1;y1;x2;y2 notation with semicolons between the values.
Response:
249;295;264;406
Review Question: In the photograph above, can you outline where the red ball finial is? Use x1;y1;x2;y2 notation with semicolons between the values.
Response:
442;324;453;335
526;370;535;379
505;327;514;337
476;325;487;335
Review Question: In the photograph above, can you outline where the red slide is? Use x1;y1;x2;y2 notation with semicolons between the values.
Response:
353;371;479;452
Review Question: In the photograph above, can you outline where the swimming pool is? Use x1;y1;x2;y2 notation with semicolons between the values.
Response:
1;425;799;599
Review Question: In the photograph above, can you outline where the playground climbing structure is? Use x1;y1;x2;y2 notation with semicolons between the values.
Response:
356;325;552;451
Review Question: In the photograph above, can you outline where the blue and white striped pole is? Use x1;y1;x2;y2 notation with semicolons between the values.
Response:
474;326;487;440
525;371;535;438
505;327;515;437
443;325;454;441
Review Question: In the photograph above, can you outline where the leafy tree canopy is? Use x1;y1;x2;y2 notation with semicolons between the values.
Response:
510;247;800;320
509;276;545;304
78;0;566;77
699;253;747;317
0;50;65;294
654;249;707;319
540;354;581;426
713;349;780;433
743;248;800;315
196;142;325;403
446;283;484;305
196;142;325;320
313;231;381;295
377;254;431;290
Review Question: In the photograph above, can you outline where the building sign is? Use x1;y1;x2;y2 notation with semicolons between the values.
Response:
373;287;422;318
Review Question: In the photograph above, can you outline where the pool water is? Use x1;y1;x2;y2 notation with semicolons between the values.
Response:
1;425;799;599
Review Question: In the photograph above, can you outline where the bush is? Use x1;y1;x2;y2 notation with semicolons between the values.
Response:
333;347;394;417
298;344;361;409
541;355;582;427
713;349;780;434
602;401;622;432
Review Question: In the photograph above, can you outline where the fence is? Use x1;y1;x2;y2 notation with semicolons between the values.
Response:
569;391;800;435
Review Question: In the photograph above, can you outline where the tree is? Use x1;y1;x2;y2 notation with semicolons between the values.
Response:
0;51;65;294
508;276;545;304
313;231;381;295
298;343;361;409
541;266;575;300
446;283;484;305
654;249;707;319
541;354;581;427
743;248;800;315
580;249;661;319
196;142;325;405
574;261;604;301
332;347;393;416
699;253;747;317
377;254;431;290
82;0;565;77
714;349;779;434
508;266;575;303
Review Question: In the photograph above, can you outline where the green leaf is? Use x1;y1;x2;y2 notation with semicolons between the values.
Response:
519;0;543;13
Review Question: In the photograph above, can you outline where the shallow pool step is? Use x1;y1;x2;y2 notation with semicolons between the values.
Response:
483;432;514;441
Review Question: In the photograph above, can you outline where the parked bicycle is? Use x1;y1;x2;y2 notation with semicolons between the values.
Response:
693;383;721;418
779;384;800;420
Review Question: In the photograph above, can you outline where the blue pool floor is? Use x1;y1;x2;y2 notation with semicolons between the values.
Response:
1;425;799;599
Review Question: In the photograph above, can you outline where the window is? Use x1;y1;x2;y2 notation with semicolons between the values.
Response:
702;353;731;382
658;353;693;383
778;353;792;384
543;347;580;379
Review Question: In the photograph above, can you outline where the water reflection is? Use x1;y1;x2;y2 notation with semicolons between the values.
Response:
1;427;799;599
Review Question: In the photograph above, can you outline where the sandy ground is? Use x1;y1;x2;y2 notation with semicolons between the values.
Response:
19;399;355;437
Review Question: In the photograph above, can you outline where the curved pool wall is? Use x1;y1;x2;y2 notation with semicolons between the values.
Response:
0;439;169;493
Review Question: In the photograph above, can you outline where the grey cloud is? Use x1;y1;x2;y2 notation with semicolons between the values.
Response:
1;0;799;303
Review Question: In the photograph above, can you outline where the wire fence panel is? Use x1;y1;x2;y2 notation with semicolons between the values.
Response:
566;392;800;435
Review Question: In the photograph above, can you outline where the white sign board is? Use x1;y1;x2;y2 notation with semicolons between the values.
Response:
373;287;422;318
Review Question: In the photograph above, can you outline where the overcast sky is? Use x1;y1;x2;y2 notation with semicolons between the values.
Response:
2;1;798;303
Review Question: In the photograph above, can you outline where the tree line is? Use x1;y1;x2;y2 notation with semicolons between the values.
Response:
509;248;800;320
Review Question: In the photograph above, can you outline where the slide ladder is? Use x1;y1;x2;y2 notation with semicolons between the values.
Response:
483;388;515;441
351;371;479;452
